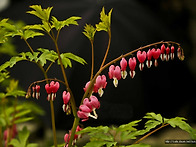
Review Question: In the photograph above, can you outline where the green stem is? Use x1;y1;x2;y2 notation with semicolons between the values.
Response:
54;41;77;117
90;40;94;80
50;100;58;147
23;39;58;147
133;123;170;144
99;30;111;69
68;117;80;147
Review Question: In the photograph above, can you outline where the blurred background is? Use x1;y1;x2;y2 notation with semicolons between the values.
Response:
0;0;196;145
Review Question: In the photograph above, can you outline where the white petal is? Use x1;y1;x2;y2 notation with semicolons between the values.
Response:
129;70;135;79
98;88;104;97
113;78;118;87
121;70;127;79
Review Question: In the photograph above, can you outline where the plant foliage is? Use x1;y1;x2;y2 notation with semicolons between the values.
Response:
77;112;196;147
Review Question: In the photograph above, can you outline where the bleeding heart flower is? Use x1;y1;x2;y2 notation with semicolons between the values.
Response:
137;50;146;71
45;81;60;101
77;95;100;121
129;57;136;78
120;57;128;79
165;46;170;61
35;85;40;99
152;48;161;67
170;46;175;60
160;44;166;61
94;75;107;97
108;65;121;87
62;91;71;114
146;49;153;68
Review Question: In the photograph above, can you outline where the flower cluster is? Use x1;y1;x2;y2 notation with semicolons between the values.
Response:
45;81;60;101
77;95;100;122
108;44;183;87
62;91;71;115
80;44;182;122
64;125;82;147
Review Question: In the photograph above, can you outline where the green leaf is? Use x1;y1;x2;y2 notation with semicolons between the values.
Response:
51;16;81;31
37;48;58;66
83;24;96;41
144;112;163;123
167;117;196;139
15;109;31;118
61;52;87;65
27;5;53;22
118;120;141;132
59;55;72;68
6;90;26;98
14;117;34;124
22;30;44;40
84;141;117;147
96;7;113;32
77;126;110;135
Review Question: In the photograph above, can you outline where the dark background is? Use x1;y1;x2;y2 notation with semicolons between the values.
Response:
1;0;196;131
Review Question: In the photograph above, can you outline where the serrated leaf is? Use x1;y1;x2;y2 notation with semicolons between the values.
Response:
167;117;196;139
118;120;141;132
77;126;110;135
27;5;53;22
62;52;87;65
51;16;81;31
22;30;44;40
144;112;163;123
37;48;58;66
96;7;113;32
83;24;96;41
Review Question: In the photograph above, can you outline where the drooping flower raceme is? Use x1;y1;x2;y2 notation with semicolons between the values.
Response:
128;57;137;78
120;57;128;79
45;81;60;101
108;65;121;87
137;50;146;71
77;95;100;122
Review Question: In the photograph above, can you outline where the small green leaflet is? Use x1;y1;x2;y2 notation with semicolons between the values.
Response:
96;7;113;32
83;24;96;41
59;52;87;68
51;16;81;31
27;5;53;22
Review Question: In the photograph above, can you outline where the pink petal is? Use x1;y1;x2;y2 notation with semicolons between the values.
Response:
120;57;127;71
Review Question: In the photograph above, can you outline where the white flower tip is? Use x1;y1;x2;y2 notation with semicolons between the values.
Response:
98;88;104;97
121;71;127;79
129;70;135;79
113;78;118;87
